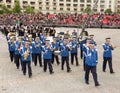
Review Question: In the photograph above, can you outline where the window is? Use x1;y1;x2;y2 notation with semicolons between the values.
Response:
73;0;78;2
80;0;84;3
39;2;42;5
7;5;11;8
39;7;42;10
81;8;84;11
87;0;91;3
74;8;77;11
73;4;77;7
6;0;11;3
100;5;104;8
46;2;49;5
87;4;91;7
66;4;71;6
53;3;56;5
31;7;35;9
118;5;120;8
80;4;84;7
100;0;105;3
30;2;35;5
46;7;49;10
67;8;70;11
59;3;64;6
60;8;63;11
53;8;56;10
66;0;71;2
100;9;104;12
23;1;28;4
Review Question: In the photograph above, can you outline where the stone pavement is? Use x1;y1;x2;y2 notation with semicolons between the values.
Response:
0;28;120;93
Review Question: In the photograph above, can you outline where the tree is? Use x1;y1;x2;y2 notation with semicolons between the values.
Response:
24;5;35;13
83;7;92;14
12;0;21;13
104;9;112;14
0;4;12;14
117;9;120;14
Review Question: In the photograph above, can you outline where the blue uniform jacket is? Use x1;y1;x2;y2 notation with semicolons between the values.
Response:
32;41;42;54
15;41;24;55
42;45;52;59
8;40;15;52
79;36;87;49
60;43;69;57
51;42;60;50
20;47;32;62
70;41;79;53
103;43;113;57
85;48;98;66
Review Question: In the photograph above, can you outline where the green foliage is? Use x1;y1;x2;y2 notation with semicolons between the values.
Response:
12;0;21;13
104;9;112;14
0;4;12;14
24;5;35;13
83;7;92;14
117;9;120;14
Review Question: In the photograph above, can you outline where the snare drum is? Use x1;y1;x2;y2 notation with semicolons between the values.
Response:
54;50;61;55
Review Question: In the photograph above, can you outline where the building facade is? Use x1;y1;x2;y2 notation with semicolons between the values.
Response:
0;0;120;13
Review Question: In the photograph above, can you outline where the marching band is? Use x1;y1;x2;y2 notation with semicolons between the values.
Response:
2;25;116;87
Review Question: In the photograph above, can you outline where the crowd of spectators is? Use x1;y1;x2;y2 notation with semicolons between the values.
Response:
0;13;120;27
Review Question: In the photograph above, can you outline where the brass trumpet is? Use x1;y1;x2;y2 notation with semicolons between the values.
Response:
24;49;29;60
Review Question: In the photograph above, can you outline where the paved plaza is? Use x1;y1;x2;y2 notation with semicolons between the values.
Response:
0;28;120;93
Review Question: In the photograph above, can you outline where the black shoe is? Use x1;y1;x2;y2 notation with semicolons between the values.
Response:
85;81;89;85
23;73;26;75
67;69;72;73
40;65;43;67
57;62;60;65
17;67;19;69
76;64;79;66
29;74;32;78
50;71;54;74
95;83;100;87
61;68;64;70
44;70;46;72
103;70;105;72
110;72;115;74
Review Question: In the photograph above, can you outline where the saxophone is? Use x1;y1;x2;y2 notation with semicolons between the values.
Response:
24;48;29;60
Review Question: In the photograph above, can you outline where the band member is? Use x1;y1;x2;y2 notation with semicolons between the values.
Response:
89;35;97;46
82;38;91;71
84;42;100;86
51;37;60;65
60;38;71;72
102;38;116;74
14;36;23;69
42;39;54;74
40;31;46;44
32;37;42;67
20;41;32;78
8;36;15;62
70;36;79;66
79;31;88;59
